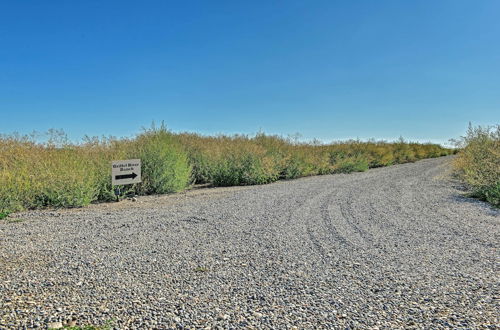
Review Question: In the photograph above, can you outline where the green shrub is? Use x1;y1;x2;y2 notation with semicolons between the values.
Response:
32;149;100;208
0;126;454;214
185;148;216;184
454;124;500;207
328;149;369;173
212;151;278;186
393;137;416;163
280;155;305;179
0;139;100;212
335;158;369;173
367;146;394;167
280;153;316;179
134;127;191;194
0;172;24;214
471;182;500;206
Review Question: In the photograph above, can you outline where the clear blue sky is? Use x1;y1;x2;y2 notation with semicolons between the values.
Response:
1;1;499;145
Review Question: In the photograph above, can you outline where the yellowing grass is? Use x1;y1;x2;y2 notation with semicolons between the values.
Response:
453;124;500;207
0;126;454;214
176;133;453;186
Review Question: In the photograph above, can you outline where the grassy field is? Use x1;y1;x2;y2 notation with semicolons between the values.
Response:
0;124;454;215
453;124;500;207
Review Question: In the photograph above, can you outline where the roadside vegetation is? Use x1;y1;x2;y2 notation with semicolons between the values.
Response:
0;124;453;215
453;124;500;207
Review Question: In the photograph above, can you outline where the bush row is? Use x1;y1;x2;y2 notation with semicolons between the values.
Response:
0;126;190;214
453;124;500;207
0;126;454;214
178;133;453;187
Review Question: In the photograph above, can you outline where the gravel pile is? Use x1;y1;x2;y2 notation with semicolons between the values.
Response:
1;156;498;328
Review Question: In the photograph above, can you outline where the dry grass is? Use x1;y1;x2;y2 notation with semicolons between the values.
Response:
0;126;454;214
453;124;500;207
176;132;453;186
0;125;191;214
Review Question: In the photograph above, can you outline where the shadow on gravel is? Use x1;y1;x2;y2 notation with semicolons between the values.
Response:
445;178;499;214
449;194;500;216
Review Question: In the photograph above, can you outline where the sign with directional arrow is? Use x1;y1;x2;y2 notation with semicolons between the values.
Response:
111;159;141;185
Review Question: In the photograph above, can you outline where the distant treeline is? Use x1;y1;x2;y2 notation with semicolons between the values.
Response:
453;124;500;207
0;124;454;215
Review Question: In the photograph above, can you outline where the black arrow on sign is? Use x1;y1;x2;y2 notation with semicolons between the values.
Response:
115;172;138;180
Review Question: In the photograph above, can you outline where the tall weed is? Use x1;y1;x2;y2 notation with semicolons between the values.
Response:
134;127;191;194
0;126;454;214
454;124;500;207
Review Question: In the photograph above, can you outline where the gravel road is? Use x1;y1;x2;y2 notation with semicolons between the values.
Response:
1;156;499;329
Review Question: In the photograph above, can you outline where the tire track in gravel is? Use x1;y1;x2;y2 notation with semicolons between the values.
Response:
1;156;499;329
319;192;358;249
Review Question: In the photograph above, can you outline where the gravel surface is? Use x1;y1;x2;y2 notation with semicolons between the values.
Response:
1;156;499;329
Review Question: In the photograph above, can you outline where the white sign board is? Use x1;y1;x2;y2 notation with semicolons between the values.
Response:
112;159;142;185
